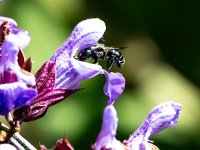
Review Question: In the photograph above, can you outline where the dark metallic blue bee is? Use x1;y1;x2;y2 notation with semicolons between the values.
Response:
75;43;125;70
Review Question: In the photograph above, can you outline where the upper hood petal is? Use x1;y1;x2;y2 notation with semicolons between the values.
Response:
51;18;106;60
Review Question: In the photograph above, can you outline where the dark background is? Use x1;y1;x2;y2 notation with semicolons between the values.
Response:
0;0;200;149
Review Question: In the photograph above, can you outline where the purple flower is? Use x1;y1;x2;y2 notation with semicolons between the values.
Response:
92;105;129;150
14;18;125;122
52;18;125;104
92;102;182;150
0;17;37;115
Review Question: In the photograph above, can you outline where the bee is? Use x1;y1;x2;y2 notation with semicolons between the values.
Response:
75;43;125;70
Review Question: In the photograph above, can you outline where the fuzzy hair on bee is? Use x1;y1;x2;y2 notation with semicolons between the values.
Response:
75;43;125;70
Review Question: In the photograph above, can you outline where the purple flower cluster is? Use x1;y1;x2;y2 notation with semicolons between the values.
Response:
0;17;125;121
0;16;182;150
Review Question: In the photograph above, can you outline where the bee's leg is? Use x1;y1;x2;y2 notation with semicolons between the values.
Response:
107;58;113;70
115;59;122;68
115;57;125;68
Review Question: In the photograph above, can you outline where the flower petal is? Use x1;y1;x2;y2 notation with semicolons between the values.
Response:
103;71;125;104
0;82;37;115
144;101;181;137
94;105;118;150
51;18;106;60
0;16;31;49
10;28;31;50
0;16;17;27
55;55;125;104
124;101;182;149
55;55;103;89
0;35;35;85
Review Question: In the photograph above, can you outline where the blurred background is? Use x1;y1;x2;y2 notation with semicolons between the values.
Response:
1;0;200;149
